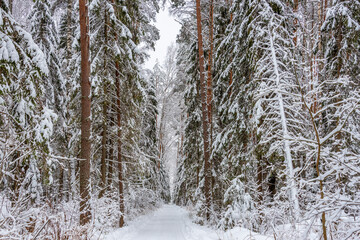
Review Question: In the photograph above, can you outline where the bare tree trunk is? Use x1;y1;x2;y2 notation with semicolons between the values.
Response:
195;0;211;221
158;98;166;168
79;0;91;226
294;70;328;240
99;8;109;199
207;0;214;133
207;0;215;206
111;0;125;227
116;62;125;227
66;0;74;201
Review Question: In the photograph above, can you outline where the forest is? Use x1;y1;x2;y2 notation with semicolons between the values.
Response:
0;0;359;239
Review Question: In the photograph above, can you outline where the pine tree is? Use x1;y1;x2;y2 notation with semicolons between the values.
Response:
28;0;67;201
195;0;211;221
173;22;203;209
214;0;257;227
79;0;91;226
0;0;56;205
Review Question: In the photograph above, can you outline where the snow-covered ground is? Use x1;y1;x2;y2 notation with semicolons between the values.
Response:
104;205;272;240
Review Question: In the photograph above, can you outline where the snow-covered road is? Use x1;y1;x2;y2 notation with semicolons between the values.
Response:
105;204;272;240
121;205;187;240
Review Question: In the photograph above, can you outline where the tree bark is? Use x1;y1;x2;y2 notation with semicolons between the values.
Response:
107;138;114;190
99;85;108;198
207;0;213;132
195;0;211;221
111;0;125;227
79;0;91;226
99;8;109;199
116;62;125;228
66;1;74;200
208;0;216;206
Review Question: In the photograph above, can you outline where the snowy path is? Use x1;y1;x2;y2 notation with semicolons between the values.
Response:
104;204;272;240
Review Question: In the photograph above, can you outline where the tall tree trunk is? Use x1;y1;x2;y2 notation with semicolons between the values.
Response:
207;0;213;133
297;85;328;240
116;62;125;227
79;0;91;226
99;8;109;199
111;0;125;227
207;0;215;206
66;0;74;201
195;0;211;221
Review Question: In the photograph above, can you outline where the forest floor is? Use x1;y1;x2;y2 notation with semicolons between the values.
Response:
104;204;272;240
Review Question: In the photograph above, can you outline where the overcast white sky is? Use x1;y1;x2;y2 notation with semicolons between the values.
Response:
144;6;181;69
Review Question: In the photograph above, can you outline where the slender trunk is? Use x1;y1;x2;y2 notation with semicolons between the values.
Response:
269;30;300;220
207;0;215;205
316;143;327;240
257;160;263;202
107;139;114;190
116;63;125;227
99;8;109;199
59;167;64;202
294;64;328;240
197;150;200;187
79;0;91;226
158;100;166;168
99;84;108;198
336;21;343;78
195;0;211;221
66;1;74;199
111;0;125;227
228;0;233;96
316;3;328;236
70;158;76;199
207;0;214;132
303;101;328;240
180;114;184;161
